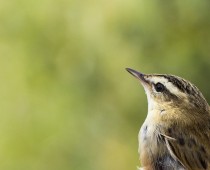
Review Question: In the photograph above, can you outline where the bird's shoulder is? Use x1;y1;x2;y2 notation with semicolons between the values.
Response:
160;123;210;170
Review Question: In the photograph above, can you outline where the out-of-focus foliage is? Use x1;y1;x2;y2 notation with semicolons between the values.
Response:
0;0;210;170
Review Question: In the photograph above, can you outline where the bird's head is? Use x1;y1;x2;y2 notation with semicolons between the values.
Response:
126;68;209;117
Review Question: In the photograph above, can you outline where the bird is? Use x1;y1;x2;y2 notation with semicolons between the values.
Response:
126;68;210;170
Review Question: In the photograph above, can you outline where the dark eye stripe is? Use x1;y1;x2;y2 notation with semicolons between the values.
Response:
164;88;179;101
162;75;198;96
151;80;179;101
163;75;187;93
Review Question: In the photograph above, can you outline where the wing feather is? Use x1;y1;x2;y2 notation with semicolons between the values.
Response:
161;128;210;170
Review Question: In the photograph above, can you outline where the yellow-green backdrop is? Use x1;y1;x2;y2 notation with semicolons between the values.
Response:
0;0;210;170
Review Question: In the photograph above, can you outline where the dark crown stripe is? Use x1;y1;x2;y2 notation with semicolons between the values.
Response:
162;75;195;95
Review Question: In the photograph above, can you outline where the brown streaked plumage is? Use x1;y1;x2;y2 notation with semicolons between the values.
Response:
126;68;210;170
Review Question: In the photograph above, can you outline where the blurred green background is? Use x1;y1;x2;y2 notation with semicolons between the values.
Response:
1;0;210;170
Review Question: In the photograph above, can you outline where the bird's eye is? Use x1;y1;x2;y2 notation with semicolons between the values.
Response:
154;83;165;92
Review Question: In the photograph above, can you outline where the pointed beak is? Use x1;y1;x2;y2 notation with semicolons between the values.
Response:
125;68;149;85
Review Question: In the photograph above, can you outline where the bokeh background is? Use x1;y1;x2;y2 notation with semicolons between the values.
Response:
1;0;210;170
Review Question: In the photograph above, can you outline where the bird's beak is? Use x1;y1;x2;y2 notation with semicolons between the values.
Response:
126;68;149;85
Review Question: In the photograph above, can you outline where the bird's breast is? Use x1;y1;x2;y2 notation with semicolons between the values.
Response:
138;119;183;169
138;123;162;167
138;110;163;156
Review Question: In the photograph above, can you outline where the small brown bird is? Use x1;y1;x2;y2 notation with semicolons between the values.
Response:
126;68;210;170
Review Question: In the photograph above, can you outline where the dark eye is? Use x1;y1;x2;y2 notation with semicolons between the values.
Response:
154;83;165;92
